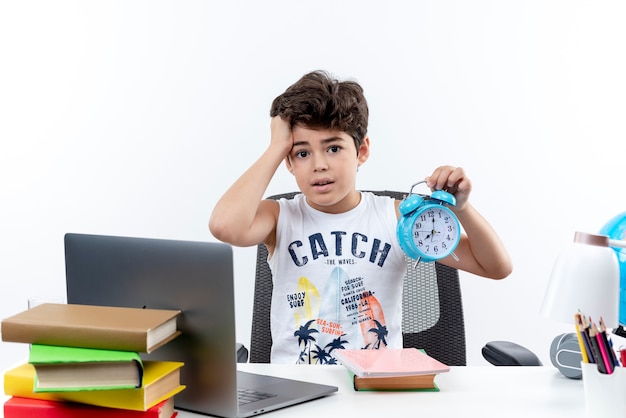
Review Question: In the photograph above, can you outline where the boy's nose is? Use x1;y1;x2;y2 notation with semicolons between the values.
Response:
312;154;328;171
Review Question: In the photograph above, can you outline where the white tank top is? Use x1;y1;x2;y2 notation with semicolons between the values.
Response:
268;192;406;364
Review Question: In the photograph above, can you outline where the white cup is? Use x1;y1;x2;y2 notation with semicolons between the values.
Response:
581;362;626;417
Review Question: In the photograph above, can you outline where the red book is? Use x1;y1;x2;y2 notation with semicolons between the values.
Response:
3;397;178;418
333;348;450;391
334;348;450;377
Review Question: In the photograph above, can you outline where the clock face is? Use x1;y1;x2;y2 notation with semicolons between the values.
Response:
410;206;460;258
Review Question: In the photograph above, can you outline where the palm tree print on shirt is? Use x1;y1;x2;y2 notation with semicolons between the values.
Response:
291;267;388;363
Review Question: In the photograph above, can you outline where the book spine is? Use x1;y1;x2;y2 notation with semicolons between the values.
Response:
3;397;174;418
1;322;147;352
352;374;437;391
5;363;185;412
4;366;146;410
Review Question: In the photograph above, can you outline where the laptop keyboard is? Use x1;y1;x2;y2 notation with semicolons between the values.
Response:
238;388;277;406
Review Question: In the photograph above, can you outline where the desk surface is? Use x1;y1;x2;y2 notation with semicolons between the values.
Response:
1;363;585;417
177;364;585;418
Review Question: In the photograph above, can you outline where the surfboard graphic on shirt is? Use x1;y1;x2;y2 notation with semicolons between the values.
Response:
313;267;350;363
358;293;388;349
293;276;321;326
317;267;345;325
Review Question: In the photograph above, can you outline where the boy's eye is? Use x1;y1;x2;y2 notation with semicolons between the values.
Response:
295;150;309;158
328;145;341;153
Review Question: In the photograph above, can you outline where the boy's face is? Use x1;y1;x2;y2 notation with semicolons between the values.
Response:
285;125;369;214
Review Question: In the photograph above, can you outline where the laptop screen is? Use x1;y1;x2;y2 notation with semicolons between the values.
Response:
64;233;239;415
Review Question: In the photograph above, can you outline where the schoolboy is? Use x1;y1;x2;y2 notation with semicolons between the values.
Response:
209;70;512;364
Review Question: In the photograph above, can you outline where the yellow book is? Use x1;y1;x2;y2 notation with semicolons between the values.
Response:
4;361;185;411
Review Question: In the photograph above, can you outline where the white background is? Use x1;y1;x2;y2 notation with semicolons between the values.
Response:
1;0;625;370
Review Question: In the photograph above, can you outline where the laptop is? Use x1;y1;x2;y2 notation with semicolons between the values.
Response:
64;233;338;417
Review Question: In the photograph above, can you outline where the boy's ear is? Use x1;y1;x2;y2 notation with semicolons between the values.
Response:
284;156;294;174
357;136;371;166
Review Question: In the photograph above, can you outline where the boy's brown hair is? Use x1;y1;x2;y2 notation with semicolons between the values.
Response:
270;70;369;148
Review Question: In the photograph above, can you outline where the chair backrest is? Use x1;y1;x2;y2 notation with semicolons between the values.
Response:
249;191;467;366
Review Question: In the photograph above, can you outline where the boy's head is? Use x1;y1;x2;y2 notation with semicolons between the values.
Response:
270;70;369;150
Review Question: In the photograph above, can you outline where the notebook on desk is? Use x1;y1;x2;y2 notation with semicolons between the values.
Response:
64;233;337;418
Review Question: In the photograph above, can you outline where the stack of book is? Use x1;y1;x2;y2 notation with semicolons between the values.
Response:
333;347;450;391
1;303;185;417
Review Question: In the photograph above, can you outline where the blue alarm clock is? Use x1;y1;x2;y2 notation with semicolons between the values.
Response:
396;180;461;263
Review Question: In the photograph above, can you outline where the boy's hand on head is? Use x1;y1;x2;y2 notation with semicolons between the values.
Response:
270;116;294;156
425;166;472;211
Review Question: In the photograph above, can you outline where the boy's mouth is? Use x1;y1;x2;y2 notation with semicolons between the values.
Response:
312;179;333;187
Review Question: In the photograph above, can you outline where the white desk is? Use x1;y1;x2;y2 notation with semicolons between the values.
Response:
175;364;586;418
1;363;586;417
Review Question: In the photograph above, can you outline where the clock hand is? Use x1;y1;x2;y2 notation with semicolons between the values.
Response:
430;221;445;242
429;218;438;241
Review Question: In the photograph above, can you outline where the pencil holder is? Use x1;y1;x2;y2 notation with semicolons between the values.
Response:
581;362;626;418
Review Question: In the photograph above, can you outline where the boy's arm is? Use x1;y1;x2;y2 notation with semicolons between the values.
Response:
209;117;292;248
446;202;512;279
426;166;512;280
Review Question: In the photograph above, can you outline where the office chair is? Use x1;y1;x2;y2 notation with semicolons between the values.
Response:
239;191;541;367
